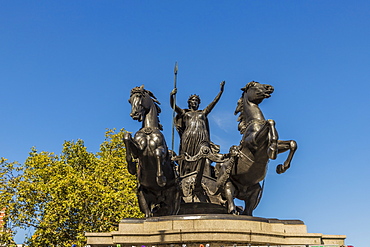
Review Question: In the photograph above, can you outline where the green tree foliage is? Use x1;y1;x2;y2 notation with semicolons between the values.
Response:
0;158;17;246
0;129;143;246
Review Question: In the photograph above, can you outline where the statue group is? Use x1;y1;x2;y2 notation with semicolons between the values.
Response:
123;79;297;218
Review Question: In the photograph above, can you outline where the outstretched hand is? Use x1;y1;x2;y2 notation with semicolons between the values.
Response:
220;81;225;91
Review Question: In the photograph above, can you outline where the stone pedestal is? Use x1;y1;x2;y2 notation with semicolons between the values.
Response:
86;214;346;247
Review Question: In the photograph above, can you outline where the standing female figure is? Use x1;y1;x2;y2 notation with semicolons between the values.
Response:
170;81;225;176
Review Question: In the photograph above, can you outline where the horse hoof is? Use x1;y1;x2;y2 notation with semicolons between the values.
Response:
276;164;284;174
156;175;167;187
229;209;239;215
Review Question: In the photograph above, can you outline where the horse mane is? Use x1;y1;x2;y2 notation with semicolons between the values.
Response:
234;81;258;134
130;86;163;130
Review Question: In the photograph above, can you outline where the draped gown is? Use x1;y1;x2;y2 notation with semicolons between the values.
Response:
170;81;225;177
177;109;211;176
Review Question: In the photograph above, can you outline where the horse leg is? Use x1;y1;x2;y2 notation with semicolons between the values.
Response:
242;183;262;216
123;132;138;175
165;185;181;215
267;119;279;160
224;181;238;215
137;186;152;217
276;140;297;174
173;187;181;215
154;147;167;187
245;122;269;151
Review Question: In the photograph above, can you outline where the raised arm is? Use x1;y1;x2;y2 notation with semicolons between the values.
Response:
170;88;183;114
204;81;225;115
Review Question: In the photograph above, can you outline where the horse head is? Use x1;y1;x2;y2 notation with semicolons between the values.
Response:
242;81;274;105
128;85;146;121
128;85;162;129
235;81;274;135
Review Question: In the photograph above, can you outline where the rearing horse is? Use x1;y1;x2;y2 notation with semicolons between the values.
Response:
216;81;297;216
123;85;180;217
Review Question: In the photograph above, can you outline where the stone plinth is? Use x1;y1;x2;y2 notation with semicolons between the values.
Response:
86;214;346;247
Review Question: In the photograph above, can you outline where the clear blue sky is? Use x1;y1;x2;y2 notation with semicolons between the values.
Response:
1;1;369;246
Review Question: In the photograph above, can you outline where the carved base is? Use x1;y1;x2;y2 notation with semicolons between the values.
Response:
86;214;346;247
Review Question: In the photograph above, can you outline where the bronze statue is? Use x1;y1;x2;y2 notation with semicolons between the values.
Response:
170;81;225;177
212;81;297;215
123;78;297;217
123;85;180;217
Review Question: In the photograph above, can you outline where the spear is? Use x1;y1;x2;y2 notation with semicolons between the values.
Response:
171;62;178;153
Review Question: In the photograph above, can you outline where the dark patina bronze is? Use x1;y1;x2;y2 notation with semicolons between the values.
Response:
123;85;180;217
170;82;228;209
170;81;225;177
124;80;297;217
216;81;297;215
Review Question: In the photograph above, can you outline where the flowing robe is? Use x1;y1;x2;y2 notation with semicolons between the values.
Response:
176;109;211;175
